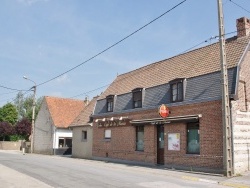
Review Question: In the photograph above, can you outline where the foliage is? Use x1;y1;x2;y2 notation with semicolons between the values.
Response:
13;92;43;122
9;135;26;141
15;118;31;137
0;122;15;141
0;93;43;141
13;92;26;119
0;103;18;125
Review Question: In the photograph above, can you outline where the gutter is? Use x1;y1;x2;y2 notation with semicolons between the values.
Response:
130;114;202;125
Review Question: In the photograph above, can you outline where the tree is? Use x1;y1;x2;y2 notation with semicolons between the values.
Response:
13;91;25;120
15;118;31;140
13;92;43;122
0;122;14;141
0;103;18;125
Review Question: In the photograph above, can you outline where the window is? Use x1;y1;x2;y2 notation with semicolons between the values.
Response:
187;123;200;154
58;138;72;148
170;79;184;102
132;88;143;108
59;138;64;148
106;95;114;112
104;129;111;139
136;126;144;151
82;131;87;141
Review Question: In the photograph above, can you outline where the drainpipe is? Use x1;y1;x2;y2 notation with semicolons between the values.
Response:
230;100;235;175
248;143;250;171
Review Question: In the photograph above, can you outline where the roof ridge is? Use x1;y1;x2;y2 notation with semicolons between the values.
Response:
45;96;84;102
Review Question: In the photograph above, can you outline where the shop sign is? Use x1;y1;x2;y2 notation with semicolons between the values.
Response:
98;120;126;127
158;104;170;118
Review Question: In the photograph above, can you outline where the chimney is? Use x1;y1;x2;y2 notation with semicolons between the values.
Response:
236;17;250;38
84;96;89;106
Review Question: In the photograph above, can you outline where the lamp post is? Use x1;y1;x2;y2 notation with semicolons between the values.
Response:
23;76;36;154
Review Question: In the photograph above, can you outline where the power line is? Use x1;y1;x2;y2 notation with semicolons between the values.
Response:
69;28;248;100
229;0;250;14
0;85;24;91
70;84;110;98
36;0;188;87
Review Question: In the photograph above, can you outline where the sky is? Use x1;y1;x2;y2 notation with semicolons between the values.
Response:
0;0;249;107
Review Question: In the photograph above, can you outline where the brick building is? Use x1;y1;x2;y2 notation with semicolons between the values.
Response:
92;17;250;174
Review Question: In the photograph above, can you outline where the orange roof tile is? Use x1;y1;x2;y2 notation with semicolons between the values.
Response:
45;96;84;128
70;96;98;127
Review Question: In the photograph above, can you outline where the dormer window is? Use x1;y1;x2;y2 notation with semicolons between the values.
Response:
106;95;114;112
170;78;185;102
132;88;143;108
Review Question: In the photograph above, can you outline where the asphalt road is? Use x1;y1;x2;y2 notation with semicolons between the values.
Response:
0;150;249;188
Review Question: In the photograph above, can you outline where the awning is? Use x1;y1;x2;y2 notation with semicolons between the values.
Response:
130;114;202;125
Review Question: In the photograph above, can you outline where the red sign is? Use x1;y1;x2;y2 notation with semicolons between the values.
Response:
159;104;169;118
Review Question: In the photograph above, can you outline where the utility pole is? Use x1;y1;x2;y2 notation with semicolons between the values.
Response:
217;0;233;177
23;76;36;154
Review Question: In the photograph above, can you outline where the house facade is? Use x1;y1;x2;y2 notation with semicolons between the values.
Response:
70;97;98;159
34;96;85;155
92;17;250;174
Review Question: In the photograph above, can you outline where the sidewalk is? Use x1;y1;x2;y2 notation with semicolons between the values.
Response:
0;164;52;188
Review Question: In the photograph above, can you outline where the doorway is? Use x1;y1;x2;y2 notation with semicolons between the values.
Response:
157;124;164;165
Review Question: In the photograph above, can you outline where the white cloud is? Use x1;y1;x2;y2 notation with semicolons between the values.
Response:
56;74;70;84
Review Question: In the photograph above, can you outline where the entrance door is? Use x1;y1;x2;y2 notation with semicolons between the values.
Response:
157;125;164;165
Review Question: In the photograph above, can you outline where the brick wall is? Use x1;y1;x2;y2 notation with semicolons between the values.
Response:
93;100;223;172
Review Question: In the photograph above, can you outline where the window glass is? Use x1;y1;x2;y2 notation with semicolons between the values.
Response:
133;89;142;108
170;79;184;102
65;138;72;147
105;129;111;139
172;83;177;101
187;124;200;154
59;138;64;148
82;131;87;141
177;82;183;101
136;126;144;151
106;96;114;112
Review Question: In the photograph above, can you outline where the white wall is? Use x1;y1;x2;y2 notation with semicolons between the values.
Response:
231;101;250;174
53;128;72;149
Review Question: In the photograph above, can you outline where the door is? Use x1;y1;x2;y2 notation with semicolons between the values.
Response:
157;124;164;165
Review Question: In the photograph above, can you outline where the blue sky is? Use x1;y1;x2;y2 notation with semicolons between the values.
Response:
0;0;249;106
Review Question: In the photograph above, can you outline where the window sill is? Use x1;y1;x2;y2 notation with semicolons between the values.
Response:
185;153;200;156
135;150;144;152
104;138;111;141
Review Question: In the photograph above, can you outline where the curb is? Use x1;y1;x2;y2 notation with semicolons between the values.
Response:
182;175;250;188
219;182;250;188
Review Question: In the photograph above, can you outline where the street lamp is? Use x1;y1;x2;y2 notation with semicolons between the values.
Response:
23;76;36;153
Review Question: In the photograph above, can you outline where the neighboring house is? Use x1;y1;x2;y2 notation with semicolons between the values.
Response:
70;96;98;159
34;96;85;155
92;17;250;174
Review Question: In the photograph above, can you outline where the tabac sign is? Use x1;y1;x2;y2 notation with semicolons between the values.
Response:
158;104;170;118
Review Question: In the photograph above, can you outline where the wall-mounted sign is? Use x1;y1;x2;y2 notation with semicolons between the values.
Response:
96;117;129;127
168;133;180;151
159;104;170;118
97;120;126;127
